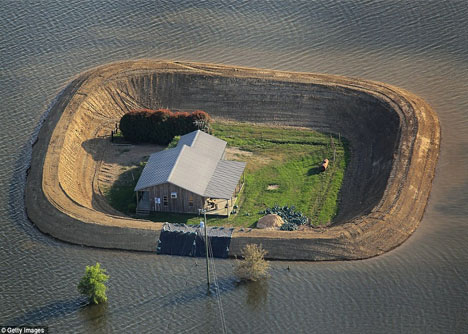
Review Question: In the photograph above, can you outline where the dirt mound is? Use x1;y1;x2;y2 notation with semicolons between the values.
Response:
25;60;440;259
257;214;284;229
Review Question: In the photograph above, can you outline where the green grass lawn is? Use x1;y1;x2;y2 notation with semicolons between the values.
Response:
104;120;349;227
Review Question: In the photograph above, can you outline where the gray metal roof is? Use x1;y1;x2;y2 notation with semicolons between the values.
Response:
204;160;247;199
134;145;183;192
177;130;226;161
134;130;245;199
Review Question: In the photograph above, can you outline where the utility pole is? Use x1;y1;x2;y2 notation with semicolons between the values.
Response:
199;208;210;288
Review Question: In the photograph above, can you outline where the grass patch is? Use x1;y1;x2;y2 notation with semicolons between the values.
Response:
102;164;145;215
210;121;349;227
103;120;349;227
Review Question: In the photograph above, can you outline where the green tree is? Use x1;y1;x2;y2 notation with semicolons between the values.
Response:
78;263;109;304
234;244;270;282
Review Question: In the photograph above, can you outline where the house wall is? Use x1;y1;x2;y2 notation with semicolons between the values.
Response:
144;183;204;214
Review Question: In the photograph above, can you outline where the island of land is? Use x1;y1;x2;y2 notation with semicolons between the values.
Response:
25;60;440;260
105;120;348;228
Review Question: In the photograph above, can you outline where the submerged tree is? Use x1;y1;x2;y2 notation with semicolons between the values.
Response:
234;244;270;282
78;263;109;304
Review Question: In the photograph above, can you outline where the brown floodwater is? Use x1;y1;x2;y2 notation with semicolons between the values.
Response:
1;1;467;333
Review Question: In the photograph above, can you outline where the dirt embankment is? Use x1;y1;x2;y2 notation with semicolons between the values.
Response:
25;60;440;260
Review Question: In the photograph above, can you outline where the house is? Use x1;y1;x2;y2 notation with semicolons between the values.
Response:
134;130;246;216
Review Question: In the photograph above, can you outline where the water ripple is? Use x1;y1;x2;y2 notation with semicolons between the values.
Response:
1;0;468;332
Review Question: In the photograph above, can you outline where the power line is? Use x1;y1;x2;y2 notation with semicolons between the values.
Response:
208;236;228;334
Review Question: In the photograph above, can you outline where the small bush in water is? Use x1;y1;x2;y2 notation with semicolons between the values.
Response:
234;244;270;281
77;263;109;304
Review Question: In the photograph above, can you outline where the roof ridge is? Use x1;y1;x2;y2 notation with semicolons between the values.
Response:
190;130;201;146
167;144;187;183
134;130;233;194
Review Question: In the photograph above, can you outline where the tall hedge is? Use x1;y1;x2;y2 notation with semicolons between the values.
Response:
119;108;211;145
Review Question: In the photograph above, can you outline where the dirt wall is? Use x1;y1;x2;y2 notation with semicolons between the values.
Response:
25;60;440;260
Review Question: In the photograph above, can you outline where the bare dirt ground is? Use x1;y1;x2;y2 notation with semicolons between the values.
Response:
225;146;273;170
224;147;253;159
91;139;163;217
97;142;162;194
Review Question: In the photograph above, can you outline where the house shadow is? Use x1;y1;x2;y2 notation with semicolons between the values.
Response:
92;164;142;215
148;212;201;224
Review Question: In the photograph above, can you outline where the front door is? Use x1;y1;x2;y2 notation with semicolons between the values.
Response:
154;196;161;211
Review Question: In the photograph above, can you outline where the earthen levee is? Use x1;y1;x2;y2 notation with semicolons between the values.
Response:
25;60;440;259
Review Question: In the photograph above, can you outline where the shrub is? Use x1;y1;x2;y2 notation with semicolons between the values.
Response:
170;111;192;135
234;244;270;282
191;110;212;133
148;109;173;144
167;135;180;149
119;109;153;143
77;263;109;305
127;202;136;213
119;108;212;145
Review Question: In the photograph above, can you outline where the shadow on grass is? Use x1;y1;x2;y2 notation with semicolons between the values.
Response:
105;165;143;215
307;166;323;176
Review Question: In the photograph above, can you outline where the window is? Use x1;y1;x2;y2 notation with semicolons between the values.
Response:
188;196;194;207
171;192;177;199
163;196;168;206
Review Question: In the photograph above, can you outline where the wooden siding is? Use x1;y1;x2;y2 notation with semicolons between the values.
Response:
142;183;204;214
